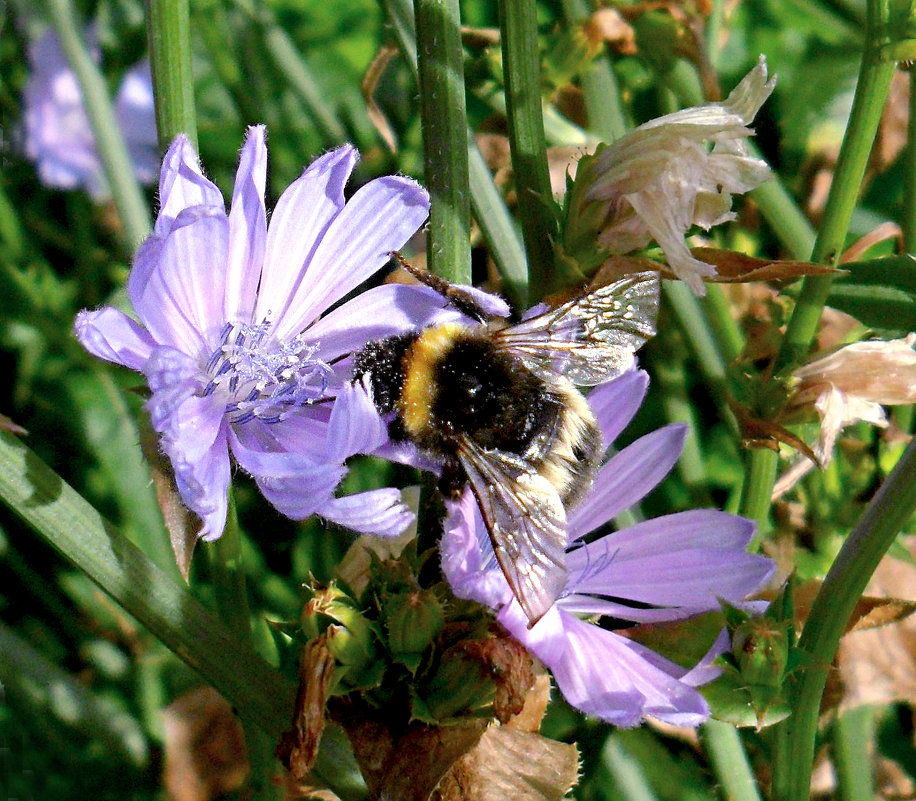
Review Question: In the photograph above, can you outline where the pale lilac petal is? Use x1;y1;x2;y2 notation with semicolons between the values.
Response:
441;491;512;608
132;211;229;356
586;368;649;448
325;380;387;462
317;489;414;538
448;283;512;318
568;425;686;536
114;60;158;185
74;307;157;370
145;373;230;541
254;146;358;324
224;126;267;322
302;284;465;361
227;428;347;519
499;604;709;727
154;135;225;238
272;175;430;341
563;511;773;621
680;628;730;688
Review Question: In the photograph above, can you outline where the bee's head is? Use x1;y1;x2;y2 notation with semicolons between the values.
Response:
351;333;416;414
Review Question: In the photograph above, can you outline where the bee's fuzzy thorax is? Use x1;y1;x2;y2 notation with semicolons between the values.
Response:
398;322;465;439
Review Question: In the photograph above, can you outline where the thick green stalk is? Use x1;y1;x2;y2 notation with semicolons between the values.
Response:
560;0;628;141
211;496;285;801
498;0;556;300
772;436;916;801
702;720;763;801
382;0;528;303
147;0;198;149
739;447;778;529
42;0;151;248
413;0;472;284
775;1;895;372
834;707;875;801
903;69;916;251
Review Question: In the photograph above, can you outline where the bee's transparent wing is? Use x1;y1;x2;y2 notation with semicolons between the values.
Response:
458;438;567;624
496;271;660;385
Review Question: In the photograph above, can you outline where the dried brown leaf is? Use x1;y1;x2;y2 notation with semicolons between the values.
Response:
583;9;636;54
361;44;400;154
332;698;487;801
461;631;537;724
277;638;338;781
162;687;248;801
688;248;842;283
432;727;579;801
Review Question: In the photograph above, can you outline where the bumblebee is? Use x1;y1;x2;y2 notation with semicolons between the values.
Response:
351;267;660;624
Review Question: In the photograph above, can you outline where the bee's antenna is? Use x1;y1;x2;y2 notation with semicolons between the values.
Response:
389;251;495;323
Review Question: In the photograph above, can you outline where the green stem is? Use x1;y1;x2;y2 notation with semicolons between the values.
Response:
702;284;744;364
702;719;762;801
413;0;472;284
560;0;628;141
498;0;556;300
903;70;916;251
662;281;739;439
775;0;895;373
602;738;660;801
147;0;198;150
739;447;778;530
382;0;528;304
834;707;875;801
42;0;151;248
772;436;916;801
211;496;285;800
749;152;817;261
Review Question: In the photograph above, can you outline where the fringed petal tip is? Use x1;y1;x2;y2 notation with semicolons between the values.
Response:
726;56;777;123
318;488;415;539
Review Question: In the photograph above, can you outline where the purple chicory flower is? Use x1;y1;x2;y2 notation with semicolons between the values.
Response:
76;126;461;541
442;368;774;727
22;28;158;200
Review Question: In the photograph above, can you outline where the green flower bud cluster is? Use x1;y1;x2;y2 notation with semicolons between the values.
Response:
286;553;530;729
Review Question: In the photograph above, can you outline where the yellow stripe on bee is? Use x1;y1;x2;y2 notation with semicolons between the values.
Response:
399;323;464;437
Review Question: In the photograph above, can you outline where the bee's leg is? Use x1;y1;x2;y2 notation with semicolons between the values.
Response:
391;252;495;323
437;456;467;500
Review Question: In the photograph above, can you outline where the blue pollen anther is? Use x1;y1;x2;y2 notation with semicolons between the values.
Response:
203;321;332;423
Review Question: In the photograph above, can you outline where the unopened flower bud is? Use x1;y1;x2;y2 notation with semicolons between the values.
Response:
731;617;790;690
418;648;495;722
384;589;445;670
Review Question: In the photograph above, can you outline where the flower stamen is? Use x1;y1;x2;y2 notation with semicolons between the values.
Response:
204;321;332;423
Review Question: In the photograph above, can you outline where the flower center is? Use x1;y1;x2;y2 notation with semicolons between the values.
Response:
203;321;332;424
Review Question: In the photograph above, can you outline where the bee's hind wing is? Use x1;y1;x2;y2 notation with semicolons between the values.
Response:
458;438;568;625
496;271;659;386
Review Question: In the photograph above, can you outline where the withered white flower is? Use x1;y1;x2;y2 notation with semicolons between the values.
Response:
584;56;775;294
774;334;916;497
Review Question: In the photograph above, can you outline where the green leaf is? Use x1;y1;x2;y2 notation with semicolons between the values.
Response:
824;254;916;337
